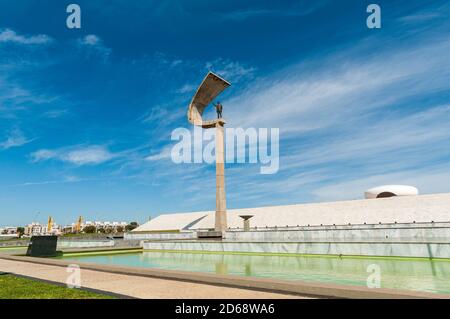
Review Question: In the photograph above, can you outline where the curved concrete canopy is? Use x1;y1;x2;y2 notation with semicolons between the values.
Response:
187;72;231;129
364;185;419;199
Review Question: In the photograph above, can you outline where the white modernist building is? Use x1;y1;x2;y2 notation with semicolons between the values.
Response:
128;189;450;258
129;191;450;236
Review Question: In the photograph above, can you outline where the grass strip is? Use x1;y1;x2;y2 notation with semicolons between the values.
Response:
0;274;115;299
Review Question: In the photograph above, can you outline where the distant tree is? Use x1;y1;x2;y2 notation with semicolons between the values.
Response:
97;227;106;234
125;222;139;232
16;227;25;238
105;228;113;234
83;225;96;234
116;226;124;233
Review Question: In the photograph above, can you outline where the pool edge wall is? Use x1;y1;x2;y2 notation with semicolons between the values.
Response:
143;240;450;259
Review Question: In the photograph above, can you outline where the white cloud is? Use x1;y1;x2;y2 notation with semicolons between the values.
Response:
171;59;183;67
16;176;81;187
30;149;57;162
224;38;450;133
0;28;52;45
280;104;450;171
0;128;35;150
311;165;450;202
205;58;256;83
221;1;328;21
176;83;197;94
42;109;69;119
0;77;59;118
139;104;185;125
77;34;111;61
80;34;100;46
31;145;116;166
145;146;172;161
398;2;448;24
399;13;441;23
63;146;115;165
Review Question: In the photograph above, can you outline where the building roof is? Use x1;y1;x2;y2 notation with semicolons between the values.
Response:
134;193;450;232
132;211;209;232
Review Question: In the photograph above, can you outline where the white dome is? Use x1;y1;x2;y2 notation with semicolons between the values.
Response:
364;185;419;199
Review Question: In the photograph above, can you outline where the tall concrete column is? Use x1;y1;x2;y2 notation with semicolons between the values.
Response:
215;122;227;233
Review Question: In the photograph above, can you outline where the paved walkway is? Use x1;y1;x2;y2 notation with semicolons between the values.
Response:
0;259;303;299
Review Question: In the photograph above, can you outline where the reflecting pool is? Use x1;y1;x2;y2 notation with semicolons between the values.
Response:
62;251;450;295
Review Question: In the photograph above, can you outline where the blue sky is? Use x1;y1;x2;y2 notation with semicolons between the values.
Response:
1;0;450;227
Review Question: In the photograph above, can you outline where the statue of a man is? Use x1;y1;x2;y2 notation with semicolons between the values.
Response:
213;101;223;119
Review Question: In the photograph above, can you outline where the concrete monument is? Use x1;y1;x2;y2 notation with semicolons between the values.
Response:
187;72;231;234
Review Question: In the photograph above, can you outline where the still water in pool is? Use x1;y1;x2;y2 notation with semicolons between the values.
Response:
63;251;450;294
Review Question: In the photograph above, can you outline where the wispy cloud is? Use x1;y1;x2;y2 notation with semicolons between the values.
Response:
79;34;101;46
0;128;35;150
399;13;442;23
0;28;52;45
145;145;172;161
176;83;197;94
41;109;70;119
0;77;59;119
398;2;449;25
281;104;450;169
224;38;450;133
139;104;185;125
312;164;450;201
31;145;117;166
77;34;112;61
13;175;84;187
206;58;256;83
221;1;328;21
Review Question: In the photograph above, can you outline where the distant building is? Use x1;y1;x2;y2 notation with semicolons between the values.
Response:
1;227;18;235
62;225;74;234
0;227;19;239
62;220;127;234
24;222;61;236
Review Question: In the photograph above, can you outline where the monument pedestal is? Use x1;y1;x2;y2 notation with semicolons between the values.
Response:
215;122;227;234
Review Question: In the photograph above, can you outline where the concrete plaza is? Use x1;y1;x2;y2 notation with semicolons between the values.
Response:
0;258;302;299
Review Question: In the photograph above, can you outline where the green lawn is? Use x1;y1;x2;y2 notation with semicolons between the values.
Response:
0;273;115;299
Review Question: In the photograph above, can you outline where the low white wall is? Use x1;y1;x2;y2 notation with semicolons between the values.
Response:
57;240;114;249
143;240;450;259
225;222;450;243
124;232;196;241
